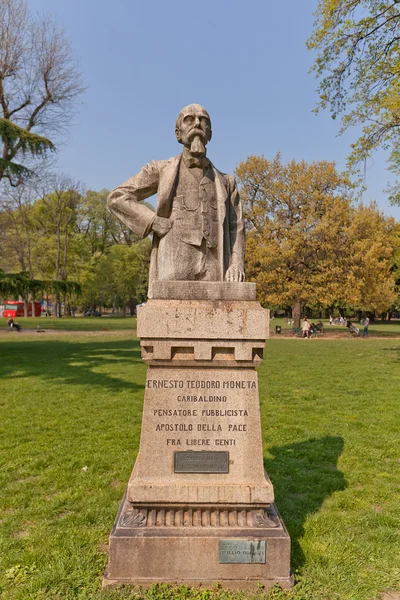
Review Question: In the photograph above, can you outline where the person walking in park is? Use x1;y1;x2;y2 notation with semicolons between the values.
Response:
363;316;370;338
302;317;311;338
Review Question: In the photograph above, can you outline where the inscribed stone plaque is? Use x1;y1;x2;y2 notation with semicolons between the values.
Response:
174;451;229;473
219;540;266;564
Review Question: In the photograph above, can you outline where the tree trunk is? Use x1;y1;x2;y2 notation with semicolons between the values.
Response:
129;297;135;317
64;293;71;316
293;297;302;328
24;296;29;318
55;293;62;318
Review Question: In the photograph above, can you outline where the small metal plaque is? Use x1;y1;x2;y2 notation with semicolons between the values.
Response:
174;451;229;473
219;540;266;564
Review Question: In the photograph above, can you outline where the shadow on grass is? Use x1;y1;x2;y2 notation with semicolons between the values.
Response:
265;436;346;571
0;338;144;392
383;344;400;357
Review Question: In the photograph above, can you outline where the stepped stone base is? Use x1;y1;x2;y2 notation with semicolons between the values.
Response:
104;284;292;589
103;493;293;589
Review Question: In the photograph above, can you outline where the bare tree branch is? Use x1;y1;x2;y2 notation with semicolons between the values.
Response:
0;0;85;185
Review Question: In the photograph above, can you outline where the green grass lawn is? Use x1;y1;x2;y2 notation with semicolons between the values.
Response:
2;316;399;337
270;317;400;337
0;335;399;599
0;316;137;331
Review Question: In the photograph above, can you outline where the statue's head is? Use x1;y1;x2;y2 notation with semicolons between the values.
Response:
175;104;212;155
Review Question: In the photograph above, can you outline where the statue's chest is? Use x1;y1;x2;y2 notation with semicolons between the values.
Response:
171;164;218;248
174;165;216;212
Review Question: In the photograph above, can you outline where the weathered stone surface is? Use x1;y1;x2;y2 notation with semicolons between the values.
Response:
105;103;291;588
107;105;245;295
152;281;256;301
104;495;292;588
104;296;292;588
137;299;269;341
138;296;268;368
105;287;290;587
104;295;292;588
127;366;273;506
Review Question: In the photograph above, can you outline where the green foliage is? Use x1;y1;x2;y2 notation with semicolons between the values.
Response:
307;0;400;200
235;154;399;317
0;118;55;182
0;183;152;313
0;119;55;157
79;240;151;311
392;225;400;310
0;269;81;300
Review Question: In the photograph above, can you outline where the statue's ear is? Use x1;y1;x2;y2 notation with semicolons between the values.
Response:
208;128;212;142
175;126;182;143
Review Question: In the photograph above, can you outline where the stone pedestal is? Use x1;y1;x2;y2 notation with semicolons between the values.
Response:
104;282;292;589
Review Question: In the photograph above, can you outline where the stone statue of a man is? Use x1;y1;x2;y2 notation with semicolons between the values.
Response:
107;104;245;296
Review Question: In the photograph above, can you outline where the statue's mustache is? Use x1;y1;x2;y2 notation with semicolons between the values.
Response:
188;128;208;141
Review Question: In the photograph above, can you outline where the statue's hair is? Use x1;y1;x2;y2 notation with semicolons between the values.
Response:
175;104;212;142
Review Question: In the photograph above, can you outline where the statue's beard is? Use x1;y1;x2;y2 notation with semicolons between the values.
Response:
190;135;206;156
187;129;208;156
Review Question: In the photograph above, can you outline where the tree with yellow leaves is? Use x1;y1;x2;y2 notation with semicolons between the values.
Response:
236;154;398;325
342;203;398;314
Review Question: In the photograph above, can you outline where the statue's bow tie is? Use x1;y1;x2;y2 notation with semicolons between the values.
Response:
184;156;210;169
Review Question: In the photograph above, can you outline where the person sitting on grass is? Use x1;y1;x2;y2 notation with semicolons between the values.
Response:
7;318;21;331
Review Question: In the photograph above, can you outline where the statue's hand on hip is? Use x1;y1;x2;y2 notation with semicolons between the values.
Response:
225;265;245;282
152;216;173;238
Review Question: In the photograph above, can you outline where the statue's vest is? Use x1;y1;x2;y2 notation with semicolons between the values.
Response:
171;162;218;248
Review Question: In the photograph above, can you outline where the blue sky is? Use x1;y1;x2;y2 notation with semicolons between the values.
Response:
29;0;400;219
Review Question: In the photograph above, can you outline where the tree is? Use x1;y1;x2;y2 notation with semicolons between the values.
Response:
80;241;151;314
0;0;84;186
0;119;54;184
307;1;400;202
0;181;38;277
78;190;117;256
32;174;83;316
236;153;398;325
340;202;399;314
0;178;154;314
392;226;400;313
0;269;81;316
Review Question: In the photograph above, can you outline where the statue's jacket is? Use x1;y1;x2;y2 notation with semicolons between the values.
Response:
107;154;245;294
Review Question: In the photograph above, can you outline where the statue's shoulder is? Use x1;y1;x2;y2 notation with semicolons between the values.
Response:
140;155;180;174
212;165;237;192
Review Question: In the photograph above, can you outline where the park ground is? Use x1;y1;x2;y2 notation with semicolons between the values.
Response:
0;319;400;600
2;316;400;337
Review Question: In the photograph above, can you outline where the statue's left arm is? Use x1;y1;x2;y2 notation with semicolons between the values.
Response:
225;175;245;282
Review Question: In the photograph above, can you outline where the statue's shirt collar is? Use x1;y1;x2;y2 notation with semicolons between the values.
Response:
182;149;210;170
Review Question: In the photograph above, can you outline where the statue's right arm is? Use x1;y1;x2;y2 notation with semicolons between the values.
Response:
107;161;163;238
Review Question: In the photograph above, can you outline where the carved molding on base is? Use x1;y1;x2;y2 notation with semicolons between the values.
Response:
119;504;280;529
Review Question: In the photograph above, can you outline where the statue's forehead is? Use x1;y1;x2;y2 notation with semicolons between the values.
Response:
179;104;210;120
